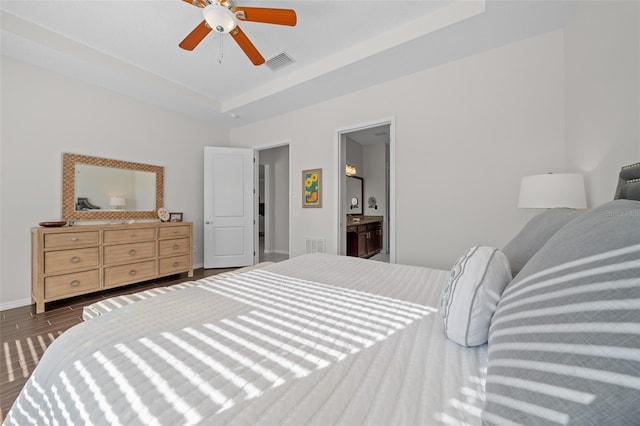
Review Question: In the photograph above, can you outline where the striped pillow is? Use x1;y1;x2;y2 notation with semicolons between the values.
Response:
483;200;640;425
440;246;512;347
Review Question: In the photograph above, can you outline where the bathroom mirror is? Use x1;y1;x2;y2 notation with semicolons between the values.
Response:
346;176;363;215
62;153;164;220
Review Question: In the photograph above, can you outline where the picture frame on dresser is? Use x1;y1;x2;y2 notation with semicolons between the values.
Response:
170;212;183;222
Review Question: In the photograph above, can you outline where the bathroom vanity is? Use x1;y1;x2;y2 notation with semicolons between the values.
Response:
346;216;383;258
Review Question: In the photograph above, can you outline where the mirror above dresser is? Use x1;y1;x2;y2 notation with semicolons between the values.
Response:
62;153;164;221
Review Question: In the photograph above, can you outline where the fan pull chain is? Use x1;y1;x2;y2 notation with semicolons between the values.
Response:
219;35;223;64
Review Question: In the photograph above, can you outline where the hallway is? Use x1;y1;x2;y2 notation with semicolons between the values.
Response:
259;235;289;263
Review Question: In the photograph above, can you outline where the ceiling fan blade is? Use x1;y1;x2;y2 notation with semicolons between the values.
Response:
181;0;206;7
230;26;265;66
233;7;297;26
179;20;212;51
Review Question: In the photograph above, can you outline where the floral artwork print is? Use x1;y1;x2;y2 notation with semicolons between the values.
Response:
305;173;319;202
302;169;322;208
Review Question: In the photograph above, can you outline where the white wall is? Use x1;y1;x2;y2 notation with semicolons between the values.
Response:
564;0;640;206
231;30;567;270
362;143;387;251
0;57;230;309
345;138;364;175
345;139;364;215
362;143;386;217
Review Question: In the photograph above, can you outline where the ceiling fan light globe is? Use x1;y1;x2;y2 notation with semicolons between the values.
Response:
203;4;237;33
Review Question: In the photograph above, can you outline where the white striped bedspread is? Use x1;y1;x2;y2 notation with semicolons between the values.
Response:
5;254;487;425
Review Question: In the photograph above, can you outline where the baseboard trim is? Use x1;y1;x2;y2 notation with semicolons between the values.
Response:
1;297;33;312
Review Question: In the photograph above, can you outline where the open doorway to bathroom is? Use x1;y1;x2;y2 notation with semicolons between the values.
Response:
257;144;290;263
338;119;395;263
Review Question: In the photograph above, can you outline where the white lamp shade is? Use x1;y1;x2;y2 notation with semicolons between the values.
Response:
203;5;237;33
518;173;587;209
110;196;126;207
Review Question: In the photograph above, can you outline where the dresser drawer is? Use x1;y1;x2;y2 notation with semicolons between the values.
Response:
159;238;190;257
159;255;191;275
45;270;100;299
158;225;190;239
103;228;155;244
104;261;156;287
104;241;156;265
44;231;99;249
44;247;100;274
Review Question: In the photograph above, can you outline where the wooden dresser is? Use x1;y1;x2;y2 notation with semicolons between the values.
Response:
31;221;193;313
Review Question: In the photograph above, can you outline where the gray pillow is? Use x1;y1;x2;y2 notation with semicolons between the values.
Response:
503;208;582;277
483;199;640;425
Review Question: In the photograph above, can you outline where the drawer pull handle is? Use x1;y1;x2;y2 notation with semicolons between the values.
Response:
71;237;78;242
129;270;137;276
172;261;180;267
173;244;179;250
130;233;136;237
70;256;80;263
129;249;136;256
70;280;80;287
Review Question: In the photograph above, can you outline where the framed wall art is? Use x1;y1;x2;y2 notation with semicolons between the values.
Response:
302;168;322;208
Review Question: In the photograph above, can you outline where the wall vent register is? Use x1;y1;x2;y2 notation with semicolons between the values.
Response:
305;238;326;254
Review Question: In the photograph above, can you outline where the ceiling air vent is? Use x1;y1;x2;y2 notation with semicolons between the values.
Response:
265;52;295;71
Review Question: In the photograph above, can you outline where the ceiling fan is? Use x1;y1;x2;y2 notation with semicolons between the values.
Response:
179;0;297;66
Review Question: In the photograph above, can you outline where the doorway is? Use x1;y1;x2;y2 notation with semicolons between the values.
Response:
338;118;395;263
257;144;290;263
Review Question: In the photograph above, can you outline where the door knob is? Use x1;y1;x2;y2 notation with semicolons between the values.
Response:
205;221;212;225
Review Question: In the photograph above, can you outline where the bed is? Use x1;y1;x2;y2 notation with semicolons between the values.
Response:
5;164;640;425
5;255;487;425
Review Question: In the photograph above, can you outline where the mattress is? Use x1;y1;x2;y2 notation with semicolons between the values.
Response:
5;254;487;425
82;262;275;321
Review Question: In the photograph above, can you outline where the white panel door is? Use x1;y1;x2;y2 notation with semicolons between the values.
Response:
204;147;254;268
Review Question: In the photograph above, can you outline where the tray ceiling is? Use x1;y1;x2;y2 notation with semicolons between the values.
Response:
1;1;574;128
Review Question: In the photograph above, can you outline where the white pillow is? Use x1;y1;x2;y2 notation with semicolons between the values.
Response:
440;246;512;347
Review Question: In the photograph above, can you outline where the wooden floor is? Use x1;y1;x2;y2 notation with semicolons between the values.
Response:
0;267;232;422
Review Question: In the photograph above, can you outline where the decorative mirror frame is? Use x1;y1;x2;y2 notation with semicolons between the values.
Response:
62;153;164;220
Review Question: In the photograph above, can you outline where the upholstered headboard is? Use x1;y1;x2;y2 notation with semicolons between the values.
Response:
614;162;640;201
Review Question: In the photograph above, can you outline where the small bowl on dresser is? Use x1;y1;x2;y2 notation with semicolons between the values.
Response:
38;221;68;227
